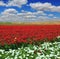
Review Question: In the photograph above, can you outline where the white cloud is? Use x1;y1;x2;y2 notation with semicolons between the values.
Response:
7;0;27;7
0;1;6;6
48;14;54;17
0;8;60;22
2;8;18;15
0;0;27;7
30;2;60;12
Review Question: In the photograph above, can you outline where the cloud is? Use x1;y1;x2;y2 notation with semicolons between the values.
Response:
48;14;54;17
2;8;18;15
0;1;6;6
0;0;27;7
0;8;59;22
30;2;60;12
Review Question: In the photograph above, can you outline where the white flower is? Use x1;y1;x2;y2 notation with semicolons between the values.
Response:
50;54;54;57
11;58;13;59
0;50;4;54
46;55;50;57
0;55;2;57
57;36;60;38
30;56;33;58
19;56;22;59
26;57;28;59
36;57;40;59
57;57;60;59
33;45;37;50
26;54;29;56
14;56;17;59
48;47;54;51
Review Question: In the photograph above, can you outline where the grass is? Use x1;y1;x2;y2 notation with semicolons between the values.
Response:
0;21;60;25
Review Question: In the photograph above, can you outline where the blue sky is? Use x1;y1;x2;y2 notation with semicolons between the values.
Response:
0;0;60;22
2;0;60;6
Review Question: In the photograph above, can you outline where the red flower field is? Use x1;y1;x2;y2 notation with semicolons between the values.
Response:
0;25;60;45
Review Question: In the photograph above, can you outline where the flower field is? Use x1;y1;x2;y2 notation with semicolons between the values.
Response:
0;25;60;59
0;41;60;59
0;25;60;45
